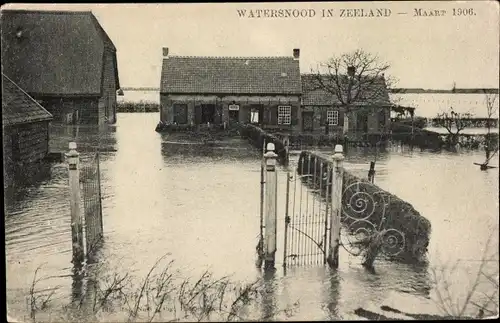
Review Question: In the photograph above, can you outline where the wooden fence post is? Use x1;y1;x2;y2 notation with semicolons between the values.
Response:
264;142;278;270
66;142;85;264
327;144;344;269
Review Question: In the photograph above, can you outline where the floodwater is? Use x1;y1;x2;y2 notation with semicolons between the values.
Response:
5;113;499;321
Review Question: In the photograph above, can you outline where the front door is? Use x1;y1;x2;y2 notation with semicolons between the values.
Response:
302;111;314;132
229;110;239;125
201;105;216;124
357;111;369;133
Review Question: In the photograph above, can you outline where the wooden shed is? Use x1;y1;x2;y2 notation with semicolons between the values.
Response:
2;74;53;188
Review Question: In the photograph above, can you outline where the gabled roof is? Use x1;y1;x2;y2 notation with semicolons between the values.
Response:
1;9;120;96
2;74;53;127
160;56;302;95
301;74;392;106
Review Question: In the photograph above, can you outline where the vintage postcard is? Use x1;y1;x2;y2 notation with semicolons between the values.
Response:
2;1;499;322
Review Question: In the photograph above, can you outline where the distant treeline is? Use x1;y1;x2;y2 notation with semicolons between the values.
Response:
117;101;159;112
121;87;160;91
390;88;499;94
119;87;499;94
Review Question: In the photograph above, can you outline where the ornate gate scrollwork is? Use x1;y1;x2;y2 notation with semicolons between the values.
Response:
340;181;406;259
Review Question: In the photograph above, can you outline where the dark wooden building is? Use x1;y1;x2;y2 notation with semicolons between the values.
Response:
301;74;392;140
2;74;53;187
1;10;120;125
159;48;303;131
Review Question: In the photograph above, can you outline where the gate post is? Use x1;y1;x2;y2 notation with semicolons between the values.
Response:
264;143;278;270
66;142;85;264
327;144;344;269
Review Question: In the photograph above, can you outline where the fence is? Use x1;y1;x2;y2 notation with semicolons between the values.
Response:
80;150;104;257
66;142;104;265
240;124;289;165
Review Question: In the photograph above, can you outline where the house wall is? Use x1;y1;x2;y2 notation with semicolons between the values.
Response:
302;106;345;135
300;105;391;139
98;48;118;124
3;120;50;185
346;106;391;140
160;94;301;130
35;97;100;124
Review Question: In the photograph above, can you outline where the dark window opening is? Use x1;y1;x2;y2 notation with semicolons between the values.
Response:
201;104;215;124
378;109;386;129
173;104;188;124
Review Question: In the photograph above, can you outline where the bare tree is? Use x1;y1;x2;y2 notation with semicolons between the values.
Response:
483;93;499;166
309;49;395;112
309;49;395;180
435;108;473;147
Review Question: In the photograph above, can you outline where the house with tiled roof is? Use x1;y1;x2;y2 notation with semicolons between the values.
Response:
1;9;120;125
159;48;302;130
2;74;53;188
301;73;392;139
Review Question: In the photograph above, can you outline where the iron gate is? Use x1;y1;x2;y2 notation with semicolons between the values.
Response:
283;156;331;267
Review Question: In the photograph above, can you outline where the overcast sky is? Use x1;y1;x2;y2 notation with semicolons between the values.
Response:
3;2;499;89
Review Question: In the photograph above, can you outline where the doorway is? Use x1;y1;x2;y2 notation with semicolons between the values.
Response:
356;111;369;133
229;110;239;125
201;104;216;124
302;111;314;132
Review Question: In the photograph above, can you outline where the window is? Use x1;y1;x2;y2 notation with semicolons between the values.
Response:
63;101;74;110
250;109;259;124
66;113;73;124
326;110;339;126
278;106;291;125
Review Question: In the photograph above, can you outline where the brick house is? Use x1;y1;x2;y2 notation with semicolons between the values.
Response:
159;48;302;131
2;74;53;188
1;10;120;125
301;74;392;140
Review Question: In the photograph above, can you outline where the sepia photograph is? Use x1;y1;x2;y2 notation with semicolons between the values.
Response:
2;1;499;321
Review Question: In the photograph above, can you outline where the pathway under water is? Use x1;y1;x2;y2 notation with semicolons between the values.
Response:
5;113;499;321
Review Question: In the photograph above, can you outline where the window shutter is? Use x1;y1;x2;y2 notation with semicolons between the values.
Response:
291;106;298;125
263;107;270;124
338;109;344;127
321;107;327;126
194;105;202;124
270;106;278;125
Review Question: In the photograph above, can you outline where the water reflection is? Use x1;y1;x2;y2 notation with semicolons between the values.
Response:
4;161;54;207
161;141;260;163
258;270;275;320
49;124;118;153
322;271;341;320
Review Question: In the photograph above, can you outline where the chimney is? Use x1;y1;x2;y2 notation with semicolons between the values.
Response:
347;66;355;77
163;47;169;57
293;48;300;59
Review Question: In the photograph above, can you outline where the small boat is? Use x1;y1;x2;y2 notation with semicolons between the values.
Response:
473;162;498;169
